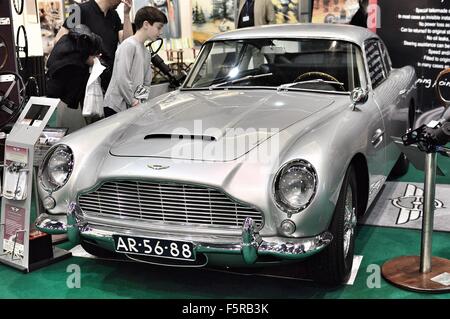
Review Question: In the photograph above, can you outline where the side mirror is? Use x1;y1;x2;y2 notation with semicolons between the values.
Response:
350;87;368;110
435;68;450;110
147;38;163;59
134;85;150;103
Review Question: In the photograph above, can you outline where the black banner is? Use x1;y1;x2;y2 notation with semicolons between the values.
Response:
0;0;20;108
0;2;15;73
378;0;450;111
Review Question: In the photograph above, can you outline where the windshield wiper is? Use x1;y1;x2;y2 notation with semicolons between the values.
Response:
209;73;273;90
277;79;345;91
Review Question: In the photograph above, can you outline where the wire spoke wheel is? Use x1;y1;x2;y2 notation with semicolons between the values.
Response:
343;185;357;259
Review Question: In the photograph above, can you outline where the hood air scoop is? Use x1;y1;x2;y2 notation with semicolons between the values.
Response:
144;134;217;141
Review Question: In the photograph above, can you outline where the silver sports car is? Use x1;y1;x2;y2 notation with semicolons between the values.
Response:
36;24;417;284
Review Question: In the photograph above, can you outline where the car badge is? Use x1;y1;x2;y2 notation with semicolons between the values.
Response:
147;164;170;170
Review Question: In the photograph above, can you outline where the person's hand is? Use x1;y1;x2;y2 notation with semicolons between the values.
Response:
132;99;140;107
86;55;96;66
122;0;132;15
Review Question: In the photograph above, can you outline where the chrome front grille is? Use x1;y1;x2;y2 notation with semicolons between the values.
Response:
78;181;263;228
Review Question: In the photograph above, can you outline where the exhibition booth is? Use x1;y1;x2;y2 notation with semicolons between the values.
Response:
0;0;450;300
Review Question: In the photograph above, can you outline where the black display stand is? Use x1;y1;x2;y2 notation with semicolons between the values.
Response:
382;71;450;291
382;151;450;292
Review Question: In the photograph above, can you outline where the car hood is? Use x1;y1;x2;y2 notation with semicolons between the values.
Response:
109;90;335;161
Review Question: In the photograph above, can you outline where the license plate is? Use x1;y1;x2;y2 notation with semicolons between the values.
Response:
113;235;195;261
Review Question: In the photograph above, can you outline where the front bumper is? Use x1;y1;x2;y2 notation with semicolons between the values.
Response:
36;204;333;265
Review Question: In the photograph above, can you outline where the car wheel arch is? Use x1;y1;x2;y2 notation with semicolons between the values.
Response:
321;153;368;232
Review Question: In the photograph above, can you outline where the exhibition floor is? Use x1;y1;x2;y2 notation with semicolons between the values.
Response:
0;162;449;299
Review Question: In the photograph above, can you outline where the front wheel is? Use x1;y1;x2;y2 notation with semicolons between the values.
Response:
308;165;358;285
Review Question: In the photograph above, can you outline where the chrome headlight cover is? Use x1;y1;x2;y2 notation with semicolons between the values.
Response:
39;144;74;192
272;159;318;216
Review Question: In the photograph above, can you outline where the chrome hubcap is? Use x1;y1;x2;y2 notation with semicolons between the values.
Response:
343;186;357;258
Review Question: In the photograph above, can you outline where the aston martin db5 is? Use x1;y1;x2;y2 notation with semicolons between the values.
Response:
36;24;417;284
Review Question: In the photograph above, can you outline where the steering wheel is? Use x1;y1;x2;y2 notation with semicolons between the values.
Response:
146;38;163;59
0;71;26;130
294;71;346;91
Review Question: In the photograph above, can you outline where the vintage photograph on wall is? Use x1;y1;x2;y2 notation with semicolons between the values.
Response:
26;0;39;23
312;0;359;24
192;0;235;46
273;0;300;24
134;0;182;39
38;0;64;61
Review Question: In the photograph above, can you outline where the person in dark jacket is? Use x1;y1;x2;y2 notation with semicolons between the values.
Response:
46;25;102;132
349;0;368;28
46;24;102;109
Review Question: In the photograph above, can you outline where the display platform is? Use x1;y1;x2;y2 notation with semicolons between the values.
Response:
382;256;450;292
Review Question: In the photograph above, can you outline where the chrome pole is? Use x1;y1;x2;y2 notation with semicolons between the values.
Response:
420;152;437;273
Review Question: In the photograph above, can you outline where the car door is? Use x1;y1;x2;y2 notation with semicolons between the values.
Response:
363;39;390;202
368;39;408;173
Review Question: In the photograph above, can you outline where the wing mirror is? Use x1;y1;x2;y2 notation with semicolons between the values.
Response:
134;85;150;103
350;87;368;110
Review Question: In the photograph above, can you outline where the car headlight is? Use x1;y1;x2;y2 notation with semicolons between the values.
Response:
39;145;74;192
273;160;317;215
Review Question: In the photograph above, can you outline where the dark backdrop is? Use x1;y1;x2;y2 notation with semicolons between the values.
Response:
377;0;450;111
0;0;20;108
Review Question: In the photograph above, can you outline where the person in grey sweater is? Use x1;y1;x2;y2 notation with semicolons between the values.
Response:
103;6;167;117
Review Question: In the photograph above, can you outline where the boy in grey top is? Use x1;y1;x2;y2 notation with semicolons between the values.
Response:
104;6;167;117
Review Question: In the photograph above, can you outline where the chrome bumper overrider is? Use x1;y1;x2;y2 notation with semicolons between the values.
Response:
35;203;333;264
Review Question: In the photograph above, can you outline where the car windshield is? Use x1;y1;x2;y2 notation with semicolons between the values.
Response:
183;38;365;93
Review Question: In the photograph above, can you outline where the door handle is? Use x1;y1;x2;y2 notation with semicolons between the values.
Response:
371;129;384;148
399;89;407;98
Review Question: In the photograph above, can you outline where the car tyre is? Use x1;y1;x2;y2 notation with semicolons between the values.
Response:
389;153;409;179
308;165;358;285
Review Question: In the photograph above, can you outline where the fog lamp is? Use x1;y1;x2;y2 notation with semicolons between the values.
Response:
281;220;296;236
43;196;56;210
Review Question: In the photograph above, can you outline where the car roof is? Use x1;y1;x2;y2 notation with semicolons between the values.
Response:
210;23;378;47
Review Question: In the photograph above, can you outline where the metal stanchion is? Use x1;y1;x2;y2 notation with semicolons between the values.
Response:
420;152;436;274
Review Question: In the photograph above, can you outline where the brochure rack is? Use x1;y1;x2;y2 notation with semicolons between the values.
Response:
0;97;71;272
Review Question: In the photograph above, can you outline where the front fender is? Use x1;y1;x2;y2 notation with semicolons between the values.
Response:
265;101;369;237
38;106;148;214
